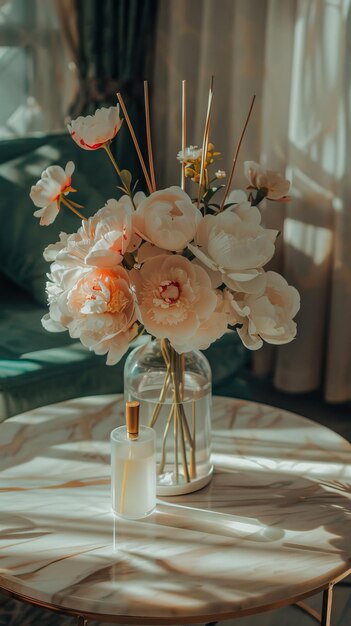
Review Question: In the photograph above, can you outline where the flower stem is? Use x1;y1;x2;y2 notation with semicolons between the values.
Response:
103;143;123;179
150;339;196;484
177;402;190;483
174;401;179;484
103;143;136;208
148;371;170;428
60;196;87;221
158;403;175;476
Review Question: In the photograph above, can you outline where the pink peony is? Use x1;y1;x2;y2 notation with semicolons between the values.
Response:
171;291;229;353
130;254;225;351
43;266;136;365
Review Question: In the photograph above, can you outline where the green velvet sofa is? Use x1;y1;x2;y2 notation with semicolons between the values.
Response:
0;134;249;422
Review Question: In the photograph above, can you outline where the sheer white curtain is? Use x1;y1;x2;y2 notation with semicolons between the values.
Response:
152;0;351;402
0;0;78;138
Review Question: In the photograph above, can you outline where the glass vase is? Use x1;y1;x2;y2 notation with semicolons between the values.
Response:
124;338;213;496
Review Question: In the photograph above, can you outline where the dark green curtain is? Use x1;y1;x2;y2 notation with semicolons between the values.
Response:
73;0;158;190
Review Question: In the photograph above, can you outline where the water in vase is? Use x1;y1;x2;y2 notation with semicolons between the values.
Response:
127;371;212;490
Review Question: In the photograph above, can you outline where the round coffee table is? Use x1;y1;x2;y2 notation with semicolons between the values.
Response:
0;395;350;625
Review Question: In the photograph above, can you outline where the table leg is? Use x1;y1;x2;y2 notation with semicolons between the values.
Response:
321;585;334;626
295;601;321;622
77;617;88;626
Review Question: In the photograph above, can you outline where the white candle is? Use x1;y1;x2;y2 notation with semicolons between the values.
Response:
111;424;156;519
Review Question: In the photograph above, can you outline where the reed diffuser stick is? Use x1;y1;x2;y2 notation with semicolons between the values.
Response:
116;92;153;194
144;81;156;192
173;373;179;484
190;401;196;479
181;80;187;190
197;76;214;208
119;447;132;514
158;404;174;475
219;95;256;211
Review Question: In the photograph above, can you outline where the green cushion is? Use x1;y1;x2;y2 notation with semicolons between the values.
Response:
0;275;129;421
0;133;120;306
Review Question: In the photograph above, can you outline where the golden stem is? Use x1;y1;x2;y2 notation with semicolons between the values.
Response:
148;371;170;428
60;196;87;221
180;353;185;400
148;340;172;429
170;350;191;483
178;403;194;449
191;401;196;479
160;338;171;368
116;92;153;194
174;396;179;484
144;81;156;192
151;339;196;484
219;94;256;211
172;348;180;484
158;403;175;475
181;79;187;191
177;403;190;483
197;76;214;209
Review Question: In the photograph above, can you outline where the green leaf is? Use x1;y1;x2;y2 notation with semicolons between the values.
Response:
252;187;268;206
204;187;218;202
120;169;132;191
132;179;139;194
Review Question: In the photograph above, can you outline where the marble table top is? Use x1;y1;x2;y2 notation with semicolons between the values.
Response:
0;394;351;624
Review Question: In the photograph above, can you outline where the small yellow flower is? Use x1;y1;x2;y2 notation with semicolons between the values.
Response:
185;166;195;178
177;144;222;184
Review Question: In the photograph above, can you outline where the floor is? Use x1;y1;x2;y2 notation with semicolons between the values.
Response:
231;371;351;443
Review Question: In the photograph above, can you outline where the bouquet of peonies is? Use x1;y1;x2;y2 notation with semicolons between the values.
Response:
29;84;300;367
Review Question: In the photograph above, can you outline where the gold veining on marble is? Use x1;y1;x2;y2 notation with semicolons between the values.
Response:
0;395;350;624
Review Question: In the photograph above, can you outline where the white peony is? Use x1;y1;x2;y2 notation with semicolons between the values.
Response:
78;193;145;267
133;186;202;251
68;106;123;150
43;194;144;276
225;271;300;349
188;202;278;293
244;161;290;200
30;161;75;225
